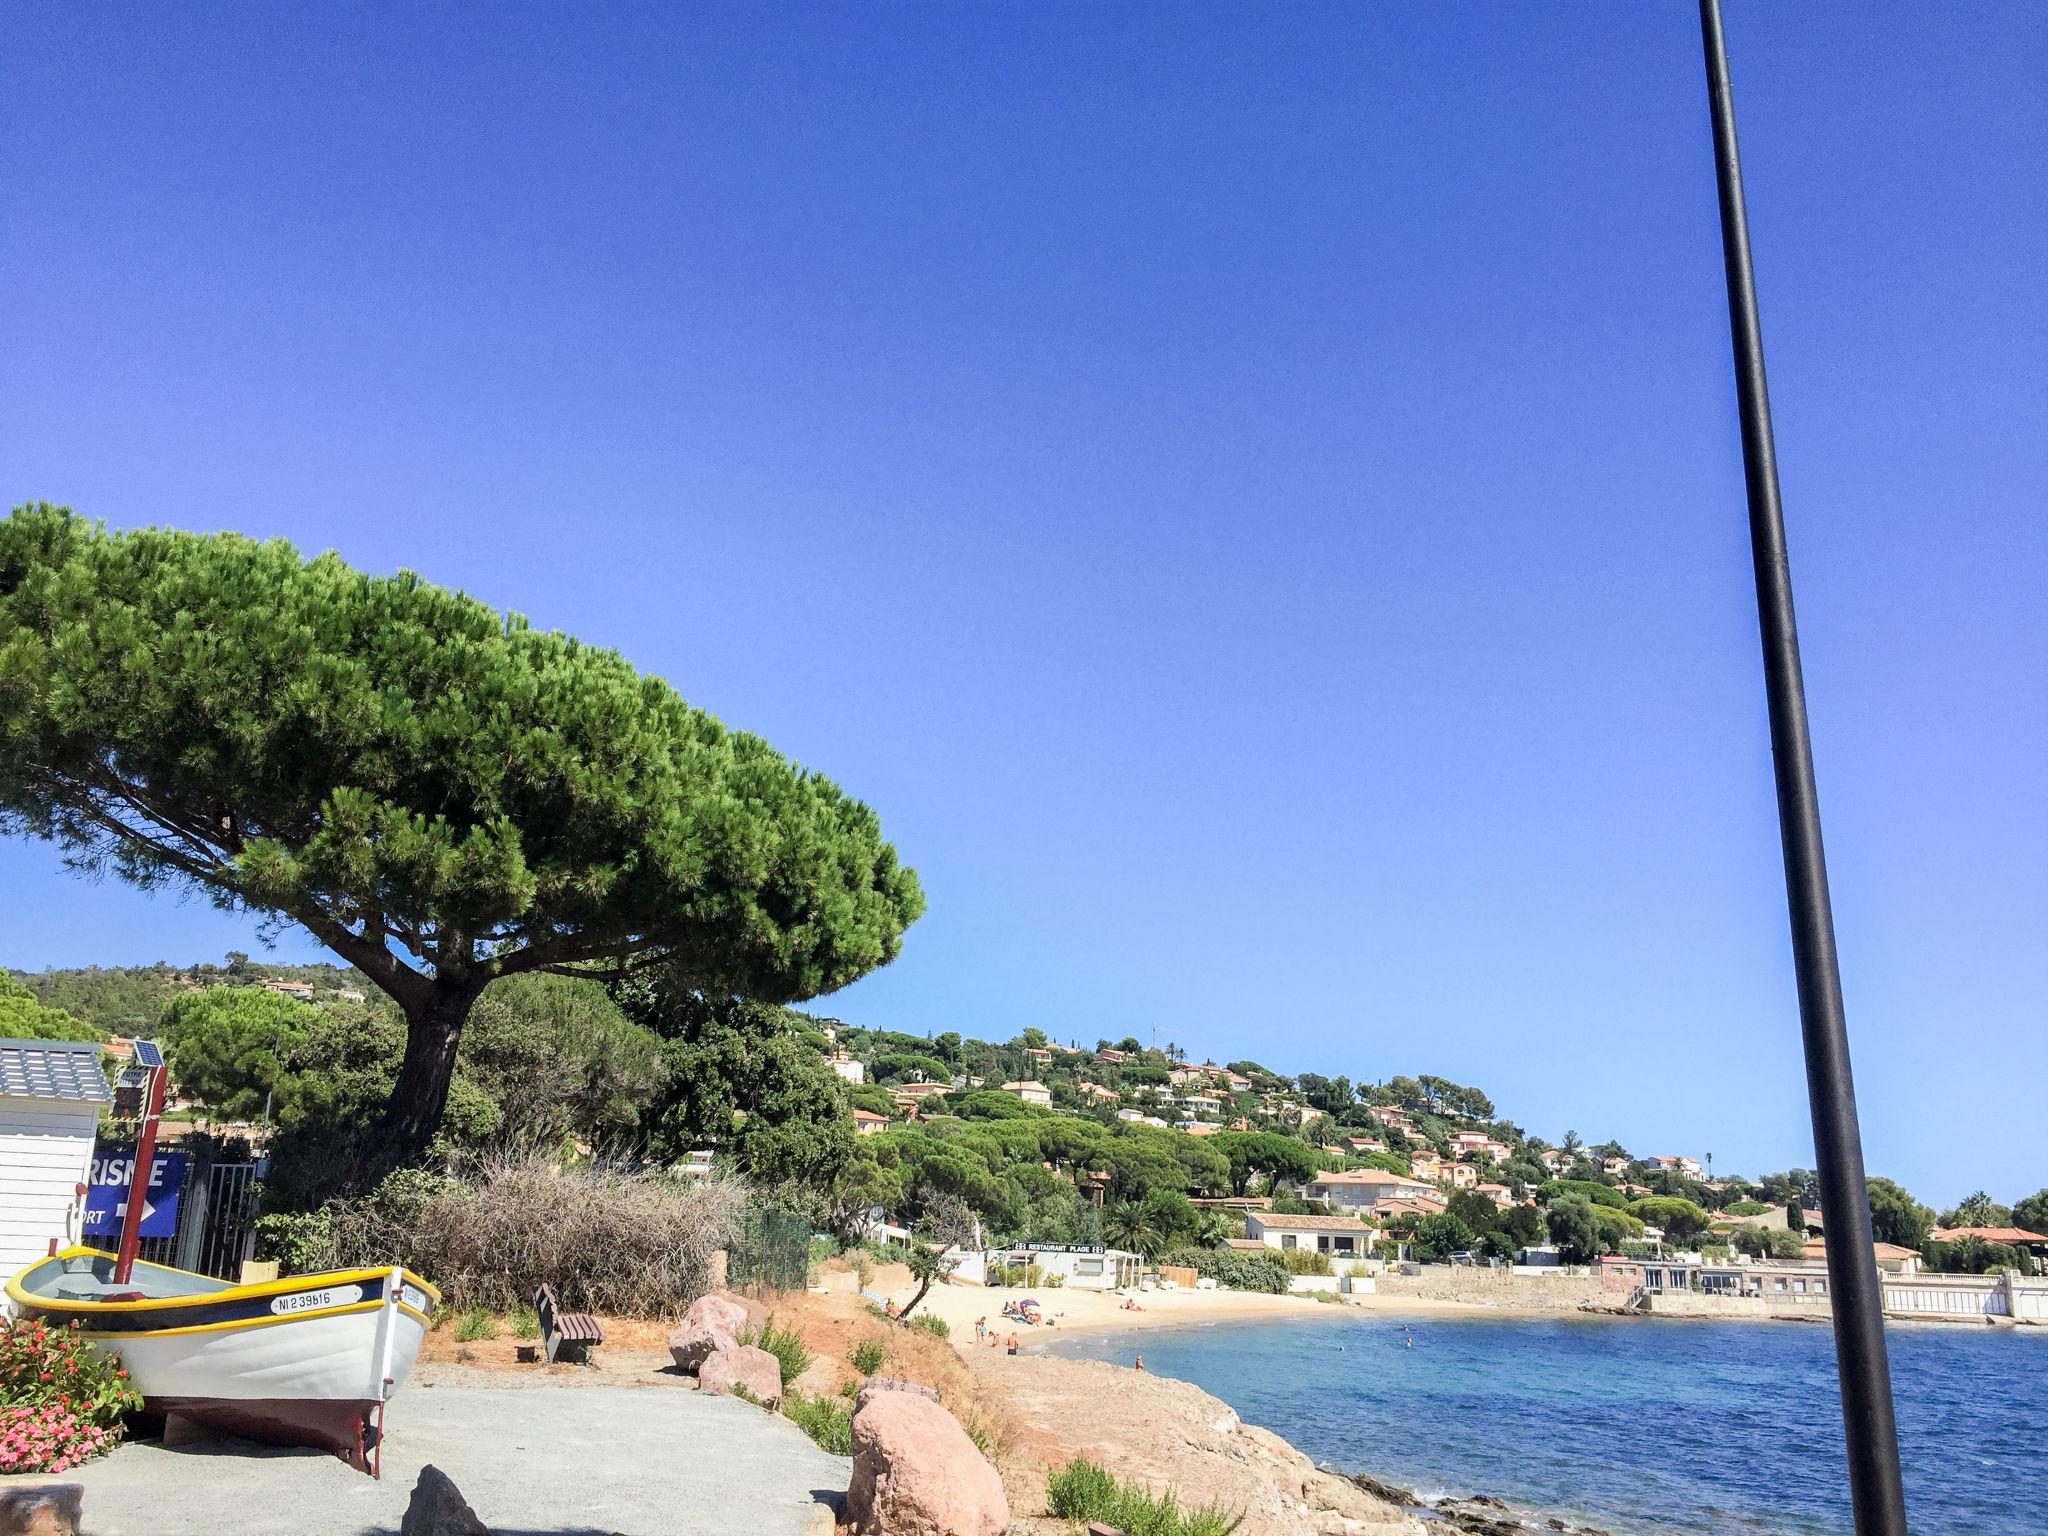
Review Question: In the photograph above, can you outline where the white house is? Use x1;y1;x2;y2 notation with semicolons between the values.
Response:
1306;1168;1436;1213
1244;1212;1376;1260
828;1051;865;1086
0;1039;111;1279
1000;1080;1052;1109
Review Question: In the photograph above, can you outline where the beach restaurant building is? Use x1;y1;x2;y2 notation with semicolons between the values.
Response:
1244;1212;1377;1260
996;1244;1142;1290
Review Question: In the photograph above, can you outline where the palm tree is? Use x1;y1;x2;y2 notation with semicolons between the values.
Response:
1103;1199;1159;1258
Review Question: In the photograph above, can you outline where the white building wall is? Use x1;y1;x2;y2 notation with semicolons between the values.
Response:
0;1097;99;1280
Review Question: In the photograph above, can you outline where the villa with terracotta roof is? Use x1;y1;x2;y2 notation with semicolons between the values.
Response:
1306;1168;1439;1217
851;1107;889;1136
1244;1211;1377;1260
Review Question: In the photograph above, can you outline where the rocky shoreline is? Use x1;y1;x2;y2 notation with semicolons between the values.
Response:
1340;1470;1612;1536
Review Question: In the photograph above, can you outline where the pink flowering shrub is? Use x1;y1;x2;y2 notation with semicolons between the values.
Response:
0;1317;143;1472
0;1401;119;1473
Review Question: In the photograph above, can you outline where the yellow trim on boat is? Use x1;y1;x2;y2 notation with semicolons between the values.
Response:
4;1245;441;1315
68;1298;435;1340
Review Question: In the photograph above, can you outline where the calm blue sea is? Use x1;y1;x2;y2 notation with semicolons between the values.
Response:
1049;1314;2047;1533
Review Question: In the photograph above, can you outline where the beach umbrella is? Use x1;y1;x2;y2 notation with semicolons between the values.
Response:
1695;3;1907;1530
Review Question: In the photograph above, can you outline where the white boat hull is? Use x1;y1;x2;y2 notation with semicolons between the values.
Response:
7;1247;439;1471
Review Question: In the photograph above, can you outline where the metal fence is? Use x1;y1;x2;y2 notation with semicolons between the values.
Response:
84;1147;263;1281
726;1206;812;1295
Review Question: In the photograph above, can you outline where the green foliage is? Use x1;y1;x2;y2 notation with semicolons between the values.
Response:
848;1338;885;1375
252;1207;336;1274
1731;1225;1805;1261
1938;1191;2013;1230
1866;1177;1935;1251
1496;1203;1545;1248
1546;1196;1602;1263
1625;1197;1713;1242
455;974;665;1149
0;504;923;1161
780;1389;853;1455
509;1304;541;1340
452;1307;497;1342
1157;1245;1289;1294
1925;1237;2033;1277
1444;1190;1500;1235
1276;1245;1335;1276
1046;1456;1245;1536
615;984;854;1190
1538;1179;1627;1210
161;986;316;1121
906;1313;949;1339
871;1052;952;1085
0;974;100;1042
738;1317;814;1387
2013;1189;2048;1238
1409;1212;1477;1261
1721;1201;1773;1217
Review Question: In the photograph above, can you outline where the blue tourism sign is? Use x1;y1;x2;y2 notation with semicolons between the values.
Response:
82;1146;189;1239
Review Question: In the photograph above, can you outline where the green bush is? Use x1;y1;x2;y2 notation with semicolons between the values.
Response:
509;1304;541;1340
1722;1200;1773;1217
1045;1456;1244;1536
252;1208;334;1275
452;1307;497;1342
1156;1246;1289;1294
739;1317;814;1387
907;1313;950;1339
1276;1246;1334;1276
781;1389;853;1454
1538;1179;1628;1210
849;1338;885;1375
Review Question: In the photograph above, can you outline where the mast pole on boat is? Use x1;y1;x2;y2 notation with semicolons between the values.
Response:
111;1040;169;1286
1694;3;1908;1531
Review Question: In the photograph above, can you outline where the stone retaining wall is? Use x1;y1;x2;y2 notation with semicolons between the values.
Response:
1372;1266;1607;1311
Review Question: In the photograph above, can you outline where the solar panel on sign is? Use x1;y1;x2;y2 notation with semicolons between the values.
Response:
132;1040;164;1069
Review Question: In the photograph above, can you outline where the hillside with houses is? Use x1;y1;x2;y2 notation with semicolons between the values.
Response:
10;960;2045;1288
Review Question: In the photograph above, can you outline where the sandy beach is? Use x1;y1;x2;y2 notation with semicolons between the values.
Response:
889;1272;1519;1341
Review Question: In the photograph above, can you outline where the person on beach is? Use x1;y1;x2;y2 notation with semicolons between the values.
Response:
1133;1355;1145;1372
1006;1333;1019;1355
974;1317;986;1342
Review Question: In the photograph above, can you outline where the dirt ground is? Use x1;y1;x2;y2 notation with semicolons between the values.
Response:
408;1266;1424;1536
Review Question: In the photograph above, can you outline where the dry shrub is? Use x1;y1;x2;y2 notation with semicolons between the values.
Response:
315;1152;747;1316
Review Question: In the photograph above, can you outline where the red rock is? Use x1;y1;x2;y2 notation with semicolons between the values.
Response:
668;1293;748;1373
847;1389;1009;1536
698;1343;783;1408
686;1292;748;1337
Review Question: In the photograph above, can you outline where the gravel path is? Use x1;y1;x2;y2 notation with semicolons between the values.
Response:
64;1386;848;1536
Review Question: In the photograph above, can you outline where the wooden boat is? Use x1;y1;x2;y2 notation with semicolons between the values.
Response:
6;1245;438;1472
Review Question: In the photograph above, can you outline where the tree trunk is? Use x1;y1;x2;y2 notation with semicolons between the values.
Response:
377;980;483;1171
898;1278;932;1321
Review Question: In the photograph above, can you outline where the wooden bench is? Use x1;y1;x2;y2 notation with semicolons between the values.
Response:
534;1283;605;1364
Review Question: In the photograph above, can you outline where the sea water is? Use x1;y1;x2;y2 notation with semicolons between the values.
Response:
1049;1313;2047;1533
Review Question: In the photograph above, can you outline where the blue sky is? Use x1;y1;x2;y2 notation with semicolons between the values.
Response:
3;4;2041;1208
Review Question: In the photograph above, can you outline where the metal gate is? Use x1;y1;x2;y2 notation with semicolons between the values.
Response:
84;1155;263;1281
